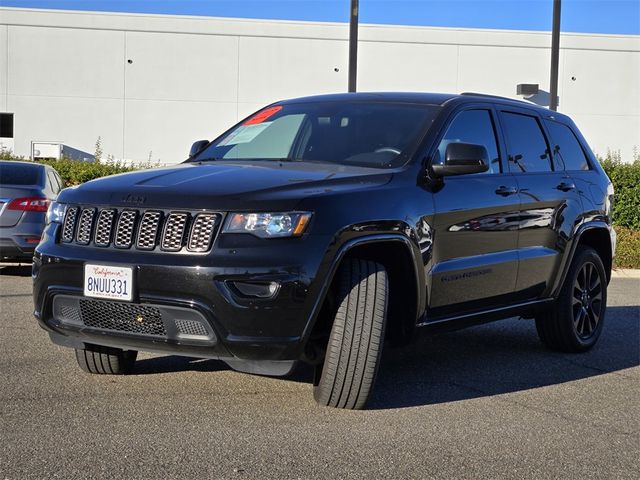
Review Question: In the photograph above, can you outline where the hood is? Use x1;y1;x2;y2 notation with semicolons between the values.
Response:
59;161;394;211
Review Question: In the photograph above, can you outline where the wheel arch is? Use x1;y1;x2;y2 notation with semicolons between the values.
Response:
302;234;425;359
553;221;614;298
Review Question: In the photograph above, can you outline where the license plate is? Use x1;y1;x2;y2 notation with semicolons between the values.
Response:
84;264;133;301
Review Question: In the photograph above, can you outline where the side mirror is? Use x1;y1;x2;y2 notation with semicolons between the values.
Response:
189;140;209;158
431;142;490;176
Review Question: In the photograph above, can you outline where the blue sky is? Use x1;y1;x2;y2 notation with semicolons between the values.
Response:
2;0;639;35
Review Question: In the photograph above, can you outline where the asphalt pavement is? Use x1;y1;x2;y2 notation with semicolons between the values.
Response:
0;265;638;479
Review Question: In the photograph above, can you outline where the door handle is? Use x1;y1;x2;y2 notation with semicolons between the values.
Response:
556;182;576;192
495;186;518;196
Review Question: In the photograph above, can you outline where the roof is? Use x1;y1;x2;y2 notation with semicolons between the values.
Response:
279;92;457;106
0;160;43;168
279;91;552;111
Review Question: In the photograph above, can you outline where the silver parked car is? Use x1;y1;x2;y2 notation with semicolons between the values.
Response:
0;160;62;261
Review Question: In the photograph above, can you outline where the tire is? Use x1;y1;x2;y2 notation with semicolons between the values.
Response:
314;259;388;409
75;344;137;375
535;246;607;352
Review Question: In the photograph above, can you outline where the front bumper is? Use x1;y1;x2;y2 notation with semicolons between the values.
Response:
33;224;332;375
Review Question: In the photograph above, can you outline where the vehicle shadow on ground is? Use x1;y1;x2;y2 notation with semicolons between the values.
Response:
132;306;639;409
370;306;639;409
134;355;231;375
0;265;32;277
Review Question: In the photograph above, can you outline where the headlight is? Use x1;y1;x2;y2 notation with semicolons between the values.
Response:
46;201;67;225
223;212;312;238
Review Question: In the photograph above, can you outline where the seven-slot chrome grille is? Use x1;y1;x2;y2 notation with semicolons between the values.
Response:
61;207;221;253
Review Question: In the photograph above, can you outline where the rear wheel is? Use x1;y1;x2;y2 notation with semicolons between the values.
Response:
535;246;607;352
313;259;388;410
75;344;137;375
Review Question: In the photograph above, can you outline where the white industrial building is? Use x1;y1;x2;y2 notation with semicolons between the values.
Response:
0;7;638;164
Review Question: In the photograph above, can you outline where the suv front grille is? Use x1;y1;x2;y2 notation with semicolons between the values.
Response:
162;212;189;251
75;208;96;245
61;206;222;253
61;207;79;242
136;211;162;250
114;210;137;248
188;213;220;252
94;209;116;246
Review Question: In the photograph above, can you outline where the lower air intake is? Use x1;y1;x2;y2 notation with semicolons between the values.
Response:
79;299;166;336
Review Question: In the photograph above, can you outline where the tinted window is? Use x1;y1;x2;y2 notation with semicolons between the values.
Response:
0;163;42;185
501;112;552;173
436;109;500;174
544;120;590;171
195;102;440;168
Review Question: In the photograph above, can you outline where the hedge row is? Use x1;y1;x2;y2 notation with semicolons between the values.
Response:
613;226;640;269
598;151;640;230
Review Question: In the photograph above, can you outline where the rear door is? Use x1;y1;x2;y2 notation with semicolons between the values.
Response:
496;107;583;300
429;106;521;316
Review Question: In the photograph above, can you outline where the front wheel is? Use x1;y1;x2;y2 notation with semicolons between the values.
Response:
535;246;607;352
75;344;138;375
313;259;388;410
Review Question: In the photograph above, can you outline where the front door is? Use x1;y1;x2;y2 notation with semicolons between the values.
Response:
428;107;521;317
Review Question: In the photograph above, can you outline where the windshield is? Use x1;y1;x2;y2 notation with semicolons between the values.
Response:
194;101;440;168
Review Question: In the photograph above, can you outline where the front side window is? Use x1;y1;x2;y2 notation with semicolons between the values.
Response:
435;109;501;174
544;120;590;171
194;102;441;169
500;112;552;173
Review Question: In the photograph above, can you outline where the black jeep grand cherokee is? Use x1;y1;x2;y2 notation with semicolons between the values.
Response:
33;92;615;409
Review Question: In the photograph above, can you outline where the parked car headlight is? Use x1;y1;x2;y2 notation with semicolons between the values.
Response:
224;212;312;238
46;201;67;225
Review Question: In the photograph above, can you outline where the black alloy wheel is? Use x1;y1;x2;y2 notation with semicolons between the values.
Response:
572;261;603;339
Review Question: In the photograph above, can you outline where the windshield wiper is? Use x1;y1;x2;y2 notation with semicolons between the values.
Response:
193;157;220;163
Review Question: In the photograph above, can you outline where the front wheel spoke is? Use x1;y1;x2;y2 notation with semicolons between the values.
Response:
590;282;601;297
577;268;586;290
585;310;596;333
574;308;585;333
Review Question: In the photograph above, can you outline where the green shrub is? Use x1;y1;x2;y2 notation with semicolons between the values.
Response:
598;150;640;230
0;150;159;188
37;158;137;187
614;226;640;269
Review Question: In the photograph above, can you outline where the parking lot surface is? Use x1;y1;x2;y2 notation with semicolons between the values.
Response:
1;265;638;479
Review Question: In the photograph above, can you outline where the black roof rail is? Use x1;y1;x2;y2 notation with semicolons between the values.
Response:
460;92;528;103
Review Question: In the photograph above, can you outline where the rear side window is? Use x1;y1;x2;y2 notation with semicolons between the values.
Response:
47;171;61;193
500;112;552;173
544;120;590;171
0;163;42;186
436;109;501;174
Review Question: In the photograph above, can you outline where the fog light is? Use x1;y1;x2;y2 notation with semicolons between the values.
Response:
231;281;280;299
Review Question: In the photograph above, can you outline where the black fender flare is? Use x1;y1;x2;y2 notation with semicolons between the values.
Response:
551;220;614;298
300;233;425;346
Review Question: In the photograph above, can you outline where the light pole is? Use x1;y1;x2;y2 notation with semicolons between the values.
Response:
549;0;561;110
348;0;359;92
